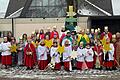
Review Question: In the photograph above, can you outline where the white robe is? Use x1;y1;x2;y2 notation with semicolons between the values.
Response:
37;45;47;60
0;43;2;52
76;47;85;62
84;48;94;62
108;44;114;60
1;42;11;56
50;47;60;63
63;46;72;62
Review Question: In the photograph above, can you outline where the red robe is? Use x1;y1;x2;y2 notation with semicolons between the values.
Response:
93;45;103;67
116;41;120;67
60;32;66;44
100;32;112;41
2;55;12;65
113;43;117;67
39;34;45;40
24;43;37;68
50;31;59;39
1;42;12;65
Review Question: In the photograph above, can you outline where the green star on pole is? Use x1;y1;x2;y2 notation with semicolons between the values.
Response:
65;6;77;31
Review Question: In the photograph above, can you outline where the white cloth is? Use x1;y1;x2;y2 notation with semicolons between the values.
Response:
1;42;11;56
63;46;72;62
50;47;60;63
108;43;114;61
37;45;47;60
103;43;115;61
84;48;94;62
0;43;2;52
76;47;85;62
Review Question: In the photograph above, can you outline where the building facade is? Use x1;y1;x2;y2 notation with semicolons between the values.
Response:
0;0;120;38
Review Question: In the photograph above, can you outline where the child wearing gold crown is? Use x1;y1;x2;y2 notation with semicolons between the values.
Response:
93;39;103;69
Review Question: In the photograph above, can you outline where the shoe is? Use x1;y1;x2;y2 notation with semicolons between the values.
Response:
26;67;30;70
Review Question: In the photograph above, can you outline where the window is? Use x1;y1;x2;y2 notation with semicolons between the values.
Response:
23;0;67;18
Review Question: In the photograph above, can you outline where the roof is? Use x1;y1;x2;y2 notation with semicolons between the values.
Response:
78;0;113;16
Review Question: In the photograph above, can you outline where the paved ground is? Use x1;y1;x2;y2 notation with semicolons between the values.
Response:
0;65;120;80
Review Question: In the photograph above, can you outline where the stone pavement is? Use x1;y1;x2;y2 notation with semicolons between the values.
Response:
0;66;120;80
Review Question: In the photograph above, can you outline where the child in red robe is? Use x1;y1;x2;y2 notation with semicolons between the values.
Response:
93;40;103;69
24;37;37;70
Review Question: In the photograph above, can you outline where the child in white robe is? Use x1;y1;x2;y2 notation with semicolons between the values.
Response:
76;42;87;70
1;37;12;69
37;40;48;70
62;40;72;71
84;43;94;69
50;41;61;70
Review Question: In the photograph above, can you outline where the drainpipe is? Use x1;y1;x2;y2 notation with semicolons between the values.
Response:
12;18;14;37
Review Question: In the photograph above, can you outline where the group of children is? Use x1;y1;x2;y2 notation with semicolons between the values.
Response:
0;26;119;71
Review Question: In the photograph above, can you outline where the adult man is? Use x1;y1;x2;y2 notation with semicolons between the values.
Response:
101;26;112;41
50;26;59;39
115;33;120;68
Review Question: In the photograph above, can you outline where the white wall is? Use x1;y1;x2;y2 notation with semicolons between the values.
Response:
0;17;88;42
0;19;12;42
0;19;12;31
